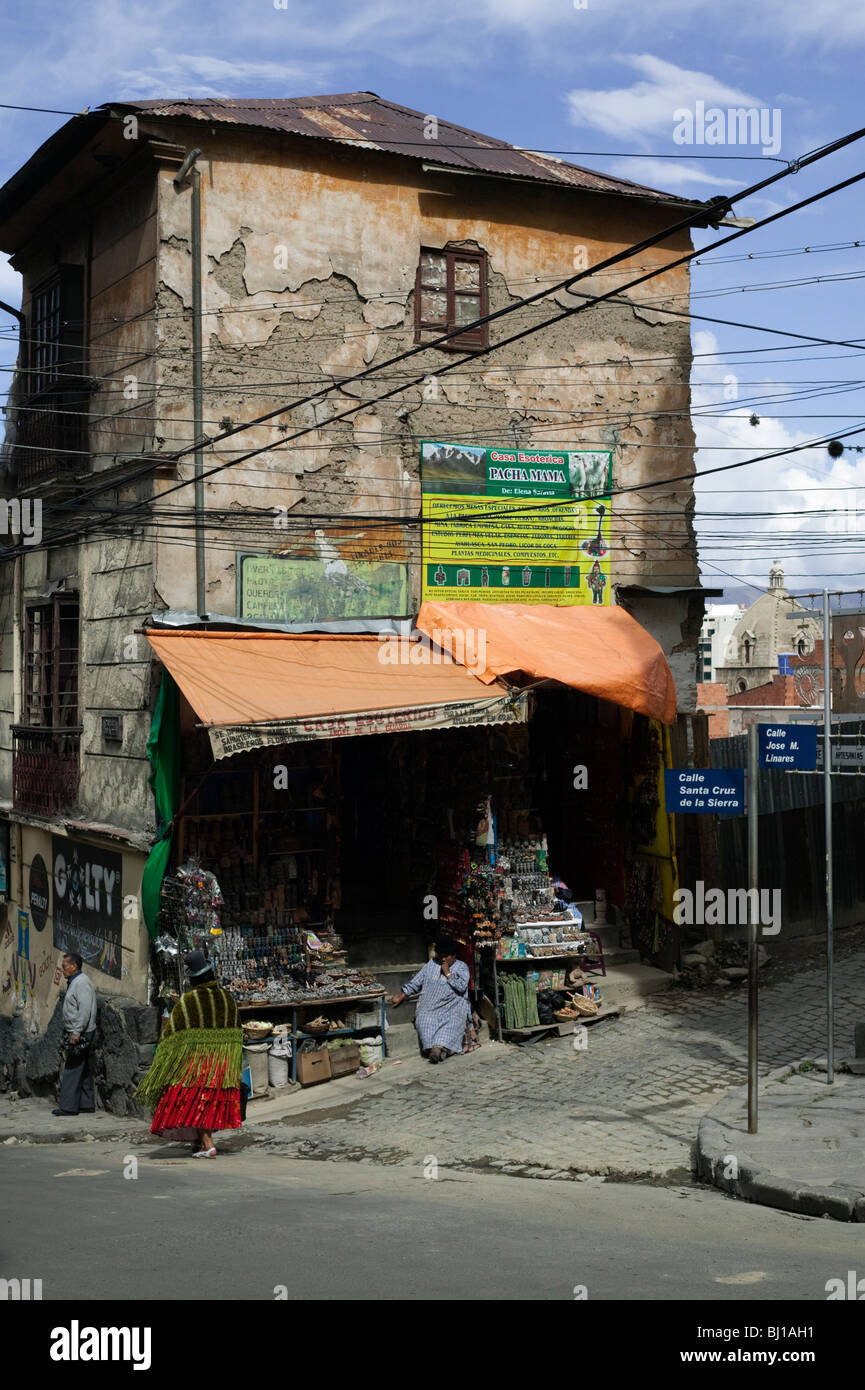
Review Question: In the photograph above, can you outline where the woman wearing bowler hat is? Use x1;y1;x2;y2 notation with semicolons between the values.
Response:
136;949;242;1157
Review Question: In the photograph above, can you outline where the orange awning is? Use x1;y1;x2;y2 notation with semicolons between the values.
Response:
417;602;677;724
145;629;527;758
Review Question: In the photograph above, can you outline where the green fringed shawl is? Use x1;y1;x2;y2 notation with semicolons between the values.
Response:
136;981;242;1107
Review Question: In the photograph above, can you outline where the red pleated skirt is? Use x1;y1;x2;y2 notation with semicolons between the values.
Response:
150;1083;241;1137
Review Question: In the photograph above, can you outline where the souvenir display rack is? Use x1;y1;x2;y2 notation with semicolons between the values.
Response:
168;747;386;1087
236;992;388;1083
435;815;606;1043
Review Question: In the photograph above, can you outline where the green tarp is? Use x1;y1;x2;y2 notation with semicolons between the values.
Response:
141;671;180;939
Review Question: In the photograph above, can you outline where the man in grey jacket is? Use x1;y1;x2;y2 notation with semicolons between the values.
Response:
53;953;98;1117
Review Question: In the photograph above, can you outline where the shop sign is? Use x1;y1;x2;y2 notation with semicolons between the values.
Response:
758;724;817;770
238;529;410;622
664;768;745;815
208;692;529;759
28;852;50;930
420;440;612;605
51;836;123;979
817;742;865;770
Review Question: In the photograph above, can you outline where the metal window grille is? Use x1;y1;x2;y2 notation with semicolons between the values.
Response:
14;595;81;815
32;278;63;393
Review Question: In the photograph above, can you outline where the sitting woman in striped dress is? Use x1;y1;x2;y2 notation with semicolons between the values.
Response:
390;937;475;1063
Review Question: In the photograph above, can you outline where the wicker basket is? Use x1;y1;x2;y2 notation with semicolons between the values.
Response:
566;992;599;1017
242;1022;274;1040
301;1016;331;1036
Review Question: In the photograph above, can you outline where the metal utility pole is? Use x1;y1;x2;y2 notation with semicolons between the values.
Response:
747;719;759;1132
173;150;207;620
823;589;834;1083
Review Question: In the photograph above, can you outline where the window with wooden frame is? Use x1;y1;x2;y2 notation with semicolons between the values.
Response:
24;595;80;729
415;246;488;349
29;266;85;395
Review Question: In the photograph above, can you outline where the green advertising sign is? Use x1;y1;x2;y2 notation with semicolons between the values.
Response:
421;441;613;606
239;551;410;622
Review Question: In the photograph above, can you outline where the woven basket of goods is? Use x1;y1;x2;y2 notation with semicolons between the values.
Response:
553;1007;581;1022
302;1016;331;1036
565;992;599;1017
242;1021;274;1040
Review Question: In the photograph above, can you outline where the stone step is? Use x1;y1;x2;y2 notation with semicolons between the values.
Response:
583;922;625;949
573;900;620;926
375;965;426;1026
595;947;641;967
384;1020;422;1059
585;962;674;1011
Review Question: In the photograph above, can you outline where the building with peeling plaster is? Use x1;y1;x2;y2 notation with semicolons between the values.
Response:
0;92;713;1023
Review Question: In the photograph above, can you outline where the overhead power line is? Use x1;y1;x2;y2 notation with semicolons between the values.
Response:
10;121;865;559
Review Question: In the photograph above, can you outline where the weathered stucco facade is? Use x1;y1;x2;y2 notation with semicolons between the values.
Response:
0;94;706;1024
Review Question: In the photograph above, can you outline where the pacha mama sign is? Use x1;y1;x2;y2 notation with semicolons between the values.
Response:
52;837;123;979
421;441;612;605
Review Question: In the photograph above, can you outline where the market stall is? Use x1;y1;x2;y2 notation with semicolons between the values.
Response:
152;745;388;1088
436;806;607;1043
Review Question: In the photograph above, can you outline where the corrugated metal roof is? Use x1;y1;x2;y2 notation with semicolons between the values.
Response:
107;91;706;207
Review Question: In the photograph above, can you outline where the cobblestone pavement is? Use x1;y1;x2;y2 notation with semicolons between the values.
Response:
261;935;865;1181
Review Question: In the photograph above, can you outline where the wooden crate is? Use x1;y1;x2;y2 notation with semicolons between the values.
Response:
328;1044;361;1077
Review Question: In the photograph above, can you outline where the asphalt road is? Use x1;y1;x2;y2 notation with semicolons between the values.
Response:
2;1139;863;1302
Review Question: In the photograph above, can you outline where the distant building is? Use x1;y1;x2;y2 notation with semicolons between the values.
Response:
699;603;743;682
698;635;845;736
719;563;821;695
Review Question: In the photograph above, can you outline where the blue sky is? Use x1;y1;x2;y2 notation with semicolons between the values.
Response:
1;0;864;602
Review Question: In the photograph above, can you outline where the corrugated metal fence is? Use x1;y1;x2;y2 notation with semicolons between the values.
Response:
707;723;865;932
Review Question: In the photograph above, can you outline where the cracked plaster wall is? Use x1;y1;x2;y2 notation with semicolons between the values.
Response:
150;132;699;650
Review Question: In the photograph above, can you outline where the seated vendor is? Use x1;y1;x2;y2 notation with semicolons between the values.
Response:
390;937;475;1063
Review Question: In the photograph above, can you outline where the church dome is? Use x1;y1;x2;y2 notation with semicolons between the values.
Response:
728;563;821;669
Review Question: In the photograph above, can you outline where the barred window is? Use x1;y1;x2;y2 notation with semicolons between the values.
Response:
28;266;84;394
25;595;79;728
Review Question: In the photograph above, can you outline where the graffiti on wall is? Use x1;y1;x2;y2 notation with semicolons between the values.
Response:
52;838;123;979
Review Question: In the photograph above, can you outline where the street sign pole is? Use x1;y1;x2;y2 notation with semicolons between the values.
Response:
747;720;759;1133
823;590;834;1084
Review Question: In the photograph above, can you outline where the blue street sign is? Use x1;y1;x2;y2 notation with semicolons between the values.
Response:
758;723;818;770
664;768;745;816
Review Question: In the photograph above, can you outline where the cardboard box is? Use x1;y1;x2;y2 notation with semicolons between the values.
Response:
296;1049;333;1087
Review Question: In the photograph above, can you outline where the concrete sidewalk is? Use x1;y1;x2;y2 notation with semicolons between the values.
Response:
696;1060;865;1221
0;1041;512;1143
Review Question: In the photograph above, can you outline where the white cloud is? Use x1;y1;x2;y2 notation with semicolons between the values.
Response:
112;50;331;100
692;331;865;591
612;157;741;190
565;54;764;143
